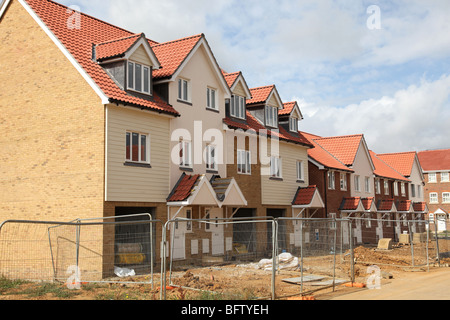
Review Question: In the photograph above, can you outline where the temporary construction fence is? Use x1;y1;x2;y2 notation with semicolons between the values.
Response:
0;215;447;300
159;217;354;300
0;214;160;287
346;217;441;270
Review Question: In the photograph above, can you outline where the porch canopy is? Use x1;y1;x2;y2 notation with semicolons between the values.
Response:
376;199;397;219
167;173;247;208
291;185;325;218
339;197;366;217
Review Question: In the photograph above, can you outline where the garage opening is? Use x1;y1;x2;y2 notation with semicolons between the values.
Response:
114;207;156;274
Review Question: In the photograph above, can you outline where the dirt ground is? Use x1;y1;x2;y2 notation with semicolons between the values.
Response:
1;244;449;300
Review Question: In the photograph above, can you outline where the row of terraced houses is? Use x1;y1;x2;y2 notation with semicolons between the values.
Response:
0;0;441;271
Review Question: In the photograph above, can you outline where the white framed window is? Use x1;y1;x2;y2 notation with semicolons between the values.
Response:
186;208;192;231
401;183;406;197
441;172;450;182
340;173;347;191
328;171;336;190
270;156;282;178
443;192;450;204
365;177;371;193
411;184;416;197
375;179;381;194
127;61;151;94
125;131;150;164
429;193;438;204
206;87;217;110
289;117;298;132
205;144;217;171
230;95;246;119
297;161;304;181
384;180;389;195
394;182;399;196
179;139;192;168
354;175;361;192
237;150;251;175
178;78;190;102
265;106;278;128
418;185;422;198
428;173;437;183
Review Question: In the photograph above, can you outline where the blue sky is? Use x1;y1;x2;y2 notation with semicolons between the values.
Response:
57;0;450;154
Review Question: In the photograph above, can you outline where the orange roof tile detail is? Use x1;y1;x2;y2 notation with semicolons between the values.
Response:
151;34;203;79
95;33;142;61
413;202;428;212
292;186;318;206
25;0;178;116
377;199;395;211
279;102;296;116
301;131;353;172
418;149;450;171
377;152;417;177
361;197;375;211
340;197;361;211
222;71;241;88
396;200;412;212
369;151;410;182
167;174;201;202
313;135;363;166
246;85;275;105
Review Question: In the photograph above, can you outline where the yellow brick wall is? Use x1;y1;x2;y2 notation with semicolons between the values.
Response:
0;0;105;222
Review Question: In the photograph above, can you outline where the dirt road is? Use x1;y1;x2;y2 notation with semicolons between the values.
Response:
326;267;450;300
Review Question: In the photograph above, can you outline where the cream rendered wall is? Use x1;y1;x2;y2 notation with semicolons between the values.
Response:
409;159;425;202
261;140;309;205
350;143;375;198
168;45;228;190
129;45;153;66
106;104;171;202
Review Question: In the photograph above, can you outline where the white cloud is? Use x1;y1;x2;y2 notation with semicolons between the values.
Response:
298;74;450;153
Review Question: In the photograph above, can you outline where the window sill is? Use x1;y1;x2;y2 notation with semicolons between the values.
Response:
269;176;283;181
206;169;219;174
206;107;220;113
180;166;194;172
297;179;305;184
177;99;193;106
124;162;152;168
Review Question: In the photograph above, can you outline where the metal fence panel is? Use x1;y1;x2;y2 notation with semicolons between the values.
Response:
0;214;161;288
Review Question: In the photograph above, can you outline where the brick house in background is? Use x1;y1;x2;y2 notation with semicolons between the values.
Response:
418;149;450;231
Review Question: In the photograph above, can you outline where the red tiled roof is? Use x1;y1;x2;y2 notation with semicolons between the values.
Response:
369;151;410;182
361;197;375;211
223;112;313;148
418;149;450;171
167;174;201;202
340;197;361;211
151;34;203;80
396;200;412;212
377;152;417;177
292;186;318;206
246;85;275;105
413;202;428;213
95;33;143;61
222;71;241;89
377;199;395;211
25;0;178;116
301;131;353;172
279;102;296;116
313;135;363;166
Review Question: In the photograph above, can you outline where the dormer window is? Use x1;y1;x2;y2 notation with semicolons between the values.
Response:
230;95;246;119
265;106;278;128
127;61;151;94
289;117;298;132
